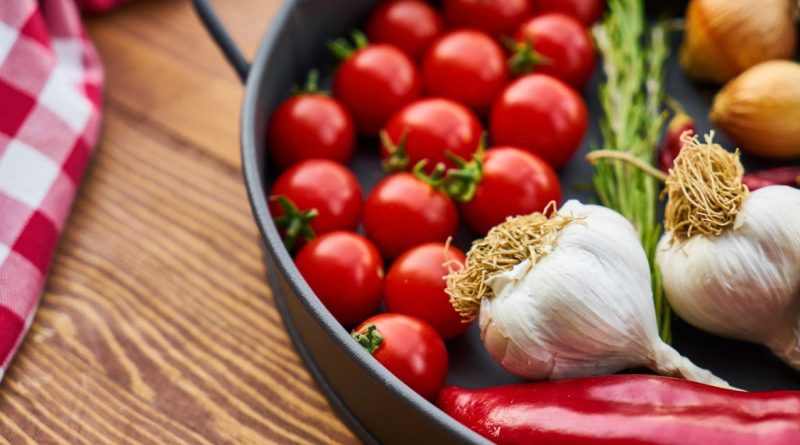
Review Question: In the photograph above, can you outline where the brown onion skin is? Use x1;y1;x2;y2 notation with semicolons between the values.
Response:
710;60;800;160
680;0;798;85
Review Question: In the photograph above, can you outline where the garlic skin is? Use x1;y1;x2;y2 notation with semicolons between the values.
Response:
710;61;800;160
658;186;800;369
680;0;798;85
479;200;730;387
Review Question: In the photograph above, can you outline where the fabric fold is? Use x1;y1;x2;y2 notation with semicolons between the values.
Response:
0;0;115;380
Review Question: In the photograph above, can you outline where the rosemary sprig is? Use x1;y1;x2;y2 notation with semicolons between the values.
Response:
592;0;672;342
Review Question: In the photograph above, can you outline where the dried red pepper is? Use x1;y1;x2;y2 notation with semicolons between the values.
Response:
438;375;800;445
658;98;696;172
742;166;800;191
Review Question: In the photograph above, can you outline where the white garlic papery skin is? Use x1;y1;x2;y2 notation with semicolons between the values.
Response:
658;186;800;368
480;200;730;387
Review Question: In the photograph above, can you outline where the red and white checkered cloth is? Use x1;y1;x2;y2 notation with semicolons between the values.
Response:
0;0;118;381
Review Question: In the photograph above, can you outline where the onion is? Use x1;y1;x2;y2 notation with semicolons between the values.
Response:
680;0;798;85
710;60;800;160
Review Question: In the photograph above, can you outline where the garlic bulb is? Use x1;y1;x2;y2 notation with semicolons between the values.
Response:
657;132;800;369
680;0;798;85
710;60;800;160
446;200;731;388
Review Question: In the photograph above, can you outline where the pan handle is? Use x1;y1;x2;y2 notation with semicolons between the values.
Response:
192;0;250;83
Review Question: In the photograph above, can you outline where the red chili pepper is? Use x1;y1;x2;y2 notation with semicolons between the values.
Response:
658;98;695;172
743;166;800;191
438;375;800;445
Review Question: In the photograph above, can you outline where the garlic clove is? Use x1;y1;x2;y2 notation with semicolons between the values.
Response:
680;0;798;85
710;61;800;160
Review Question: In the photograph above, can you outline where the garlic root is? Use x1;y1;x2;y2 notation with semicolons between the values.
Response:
664;132;747;240
447;203;571;321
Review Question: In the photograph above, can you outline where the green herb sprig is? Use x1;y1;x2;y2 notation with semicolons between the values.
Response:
592;0;672;342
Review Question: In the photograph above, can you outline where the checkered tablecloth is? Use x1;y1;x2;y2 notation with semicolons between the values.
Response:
0;0;117;381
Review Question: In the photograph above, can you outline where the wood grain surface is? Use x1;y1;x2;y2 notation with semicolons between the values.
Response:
0;0;358;443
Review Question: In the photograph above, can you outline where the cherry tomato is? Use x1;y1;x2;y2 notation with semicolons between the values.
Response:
490;74;588;168
333;42;421;135
442;0;534;37
352;313;448;400
382;98;483;171
267;92;355;170
385;243;470;339
269;160;362;250
295;232;383;325
537;0;605;27
423;30;509;114
512;13;596;89
366;0;445;60
364;173;458;260
462;147;562;234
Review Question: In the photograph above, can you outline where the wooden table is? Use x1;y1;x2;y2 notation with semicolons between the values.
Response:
0;1;357;443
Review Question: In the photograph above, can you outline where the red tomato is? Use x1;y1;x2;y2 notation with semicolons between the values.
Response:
490;74;588;168
352;313;448;400
363;173;458;260
366;0;445;60
423;30;509;114
385;243;471;339
295;232;383;325
442;0;534;37
537;0;605;26
461;147;562;234
513;13;596;89
269;160;362;249
267;93;355;170
333;43;421;135
382;98;483;171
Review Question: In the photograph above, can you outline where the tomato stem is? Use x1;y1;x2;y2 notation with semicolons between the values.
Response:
270;195;318;250
328;30;369;61
351;324;383;354
413;160;447;187
412;137;486;203
413;155;481;201
291;69;327;95
381;129;411;172
507;36;550;77
441;147;484;203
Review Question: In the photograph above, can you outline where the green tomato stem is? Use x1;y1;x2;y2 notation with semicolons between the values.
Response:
351;324;383;354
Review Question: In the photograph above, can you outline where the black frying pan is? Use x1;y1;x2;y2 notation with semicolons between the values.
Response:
192;1;800;443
